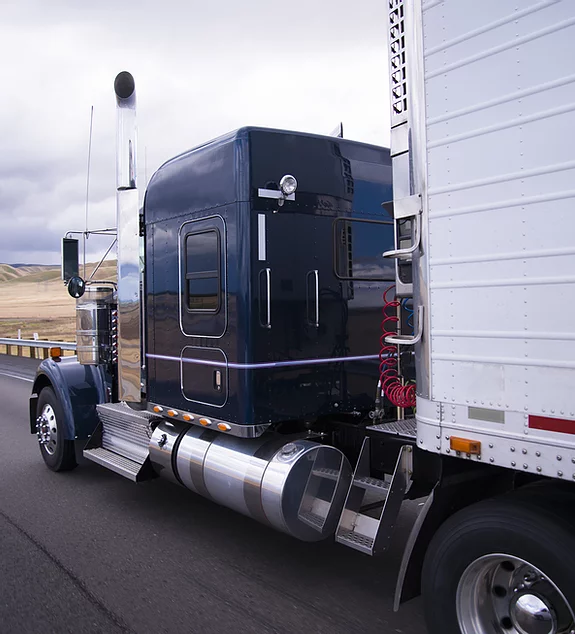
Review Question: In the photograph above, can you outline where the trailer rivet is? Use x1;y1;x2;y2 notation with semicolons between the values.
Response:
436;434;440;439
572;458;575;464
558;471;563;477
537;466;542;472
510;447;515;452
489;443;494;449
445;436;449;440
536;451;541;457
523;464;528;469
477;455;481;461
490;458;494;463
446;449;450;454
557;455;562;461
511;461;516;467
522;449;527;455
436;446;441;451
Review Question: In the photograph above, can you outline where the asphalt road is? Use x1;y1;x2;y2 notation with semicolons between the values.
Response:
0;354;425;634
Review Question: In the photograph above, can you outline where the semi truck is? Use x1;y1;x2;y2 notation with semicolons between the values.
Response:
30;1;575;632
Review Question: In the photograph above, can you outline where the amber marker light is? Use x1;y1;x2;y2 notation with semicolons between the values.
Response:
153;406;163;413
199;418;211;427
450;436;481;455
217;423;231;432
49;347;62;359
182;414;193;422
167;410;178;417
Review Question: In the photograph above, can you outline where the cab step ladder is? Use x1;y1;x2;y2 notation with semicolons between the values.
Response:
335;436;412;555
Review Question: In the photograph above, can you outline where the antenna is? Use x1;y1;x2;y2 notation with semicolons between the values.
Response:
84;105;94;278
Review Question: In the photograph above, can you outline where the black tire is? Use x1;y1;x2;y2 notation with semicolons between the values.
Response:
422;491;575;634
36;387;77;472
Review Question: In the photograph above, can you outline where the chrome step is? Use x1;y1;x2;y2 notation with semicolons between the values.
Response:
298;510;326;530
335;437;412;556
83;447;143;482
354;476;390;492
336;529;375;555
96;402;159;463
366;417;417;439
312;467;340;481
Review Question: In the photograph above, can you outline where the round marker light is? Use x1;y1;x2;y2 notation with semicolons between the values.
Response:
279;174;297;196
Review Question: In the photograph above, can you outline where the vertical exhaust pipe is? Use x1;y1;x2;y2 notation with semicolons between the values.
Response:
114;71;141;402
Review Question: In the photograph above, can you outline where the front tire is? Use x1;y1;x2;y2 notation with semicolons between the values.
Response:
36;387;77;472
422;491;575;634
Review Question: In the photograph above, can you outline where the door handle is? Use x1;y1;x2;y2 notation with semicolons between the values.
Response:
259;268;271;329
306;270;319;327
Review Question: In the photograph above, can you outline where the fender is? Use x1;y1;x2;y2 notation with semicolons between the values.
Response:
394;459;515;610
29;356;109;441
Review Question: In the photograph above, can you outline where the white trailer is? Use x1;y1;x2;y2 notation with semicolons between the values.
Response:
385;0;575;631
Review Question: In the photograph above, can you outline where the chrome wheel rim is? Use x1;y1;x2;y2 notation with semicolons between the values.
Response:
457;554;575;634
37;404;58;455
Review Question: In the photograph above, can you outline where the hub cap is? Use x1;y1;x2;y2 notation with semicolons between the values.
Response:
456;554;575;634
36;404;58;455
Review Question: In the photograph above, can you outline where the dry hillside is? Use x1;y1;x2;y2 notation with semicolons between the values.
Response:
0;261;117;341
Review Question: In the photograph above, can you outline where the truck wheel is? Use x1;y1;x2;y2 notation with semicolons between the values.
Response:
421;493;575;634
36;387;77;472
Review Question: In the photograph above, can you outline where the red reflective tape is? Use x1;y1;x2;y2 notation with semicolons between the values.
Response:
528;415;575;435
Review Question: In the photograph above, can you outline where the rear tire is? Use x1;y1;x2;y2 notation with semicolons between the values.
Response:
422;491;575;634
36;387;77;472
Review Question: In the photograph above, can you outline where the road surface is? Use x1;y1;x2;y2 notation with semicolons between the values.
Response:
0;354;425;634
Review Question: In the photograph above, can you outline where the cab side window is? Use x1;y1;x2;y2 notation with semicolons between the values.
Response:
185;230;220;312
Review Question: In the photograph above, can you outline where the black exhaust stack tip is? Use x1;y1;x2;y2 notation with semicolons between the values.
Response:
114;71;135;100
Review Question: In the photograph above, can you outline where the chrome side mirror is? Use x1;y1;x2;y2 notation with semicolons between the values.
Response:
67;276;86;298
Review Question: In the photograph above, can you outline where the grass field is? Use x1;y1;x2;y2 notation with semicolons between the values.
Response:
0;261;117;343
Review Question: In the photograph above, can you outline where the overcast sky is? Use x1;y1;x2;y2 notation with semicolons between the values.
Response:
0;0;390;265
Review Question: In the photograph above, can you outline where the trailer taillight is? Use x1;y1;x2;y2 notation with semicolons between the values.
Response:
450;437;481;455
49;347;62;359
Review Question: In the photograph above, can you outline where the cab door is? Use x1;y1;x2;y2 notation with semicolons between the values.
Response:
179;215;228;408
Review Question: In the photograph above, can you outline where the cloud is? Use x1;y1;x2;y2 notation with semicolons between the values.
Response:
0;0;390;264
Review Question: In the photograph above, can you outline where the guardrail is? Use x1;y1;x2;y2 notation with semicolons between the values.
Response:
0;338;76;359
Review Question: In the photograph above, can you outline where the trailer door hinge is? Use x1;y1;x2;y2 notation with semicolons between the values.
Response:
139;214;145;237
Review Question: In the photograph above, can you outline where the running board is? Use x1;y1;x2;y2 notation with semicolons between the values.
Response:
83;447;147;482
335;437;412;556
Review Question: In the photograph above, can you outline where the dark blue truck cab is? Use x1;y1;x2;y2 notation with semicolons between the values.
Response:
31;72;421;560
145;127;394;432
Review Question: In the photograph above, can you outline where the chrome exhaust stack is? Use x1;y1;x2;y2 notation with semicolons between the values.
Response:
114;71;141;402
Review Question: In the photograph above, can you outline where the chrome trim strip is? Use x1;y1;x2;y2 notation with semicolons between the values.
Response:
147;352;381;370
258;214;266;261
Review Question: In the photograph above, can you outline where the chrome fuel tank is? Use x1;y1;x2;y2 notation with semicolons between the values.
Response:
149;422;352;541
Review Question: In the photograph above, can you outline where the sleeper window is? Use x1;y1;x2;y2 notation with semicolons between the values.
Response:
185;230;220;312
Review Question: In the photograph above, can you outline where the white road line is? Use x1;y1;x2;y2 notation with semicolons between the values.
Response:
0;371;34;383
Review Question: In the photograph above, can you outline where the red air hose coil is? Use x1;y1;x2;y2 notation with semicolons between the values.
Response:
379;285;416;408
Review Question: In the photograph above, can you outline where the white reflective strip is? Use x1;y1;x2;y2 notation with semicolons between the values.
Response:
258;214;266;261
147;352;381;370
0;371;33;383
